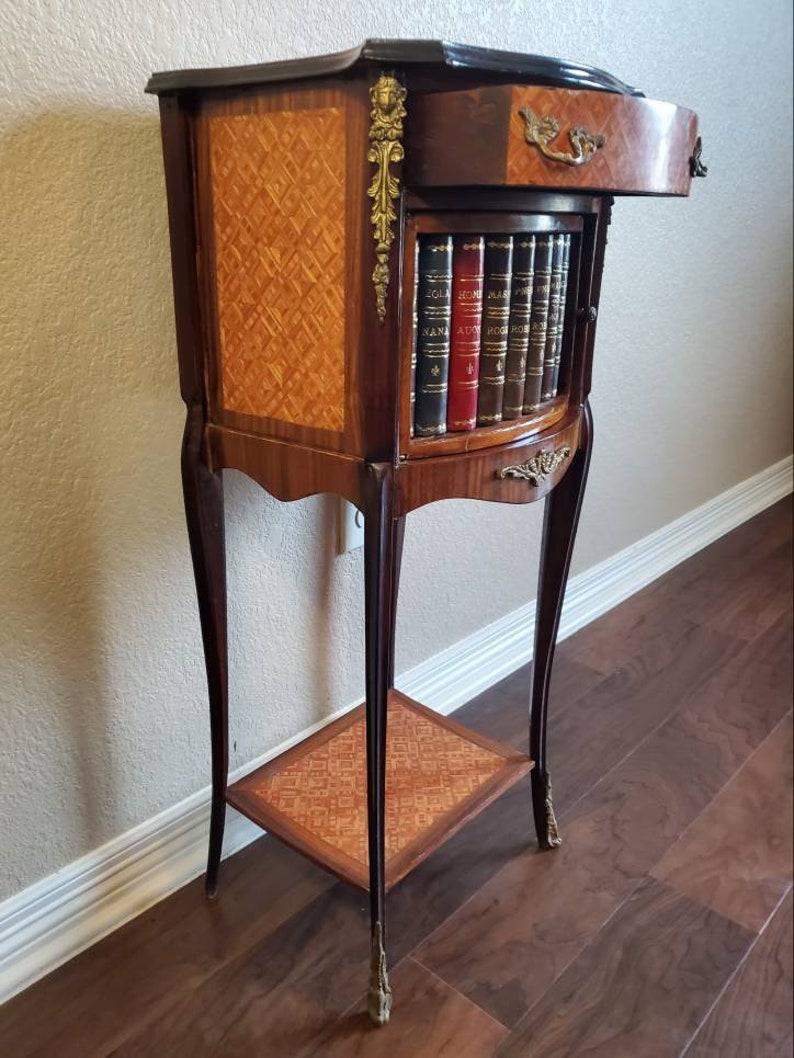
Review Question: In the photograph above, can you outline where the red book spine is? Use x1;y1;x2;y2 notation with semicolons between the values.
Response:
446;237;485;432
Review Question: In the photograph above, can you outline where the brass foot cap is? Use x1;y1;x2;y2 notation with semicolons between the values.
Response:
367;986;392;1026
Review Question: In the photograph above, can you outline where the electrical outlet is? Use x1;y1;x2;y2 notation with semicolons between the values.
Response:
338;498;365;553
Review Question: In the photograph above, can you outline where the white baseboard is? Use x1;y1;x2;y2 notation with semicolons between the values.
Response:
1;454;790;1003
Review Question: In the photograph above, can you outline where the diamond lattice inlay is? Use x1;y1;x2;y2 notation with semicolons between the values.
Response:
506;86;696;195
208;106;347;432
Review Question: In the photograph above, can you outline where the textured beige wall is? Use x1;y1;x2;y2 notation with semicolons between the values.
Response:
0;0;791;902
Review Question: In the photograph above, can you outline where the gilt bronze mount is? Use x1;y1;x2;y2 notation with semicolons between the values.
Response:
519;106;606;167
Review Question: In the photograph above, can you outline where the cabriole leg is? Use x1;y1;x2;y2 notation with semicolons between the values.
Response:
530;402;593;849
387;515;406;688
181;404;229;897
363;464;399;1025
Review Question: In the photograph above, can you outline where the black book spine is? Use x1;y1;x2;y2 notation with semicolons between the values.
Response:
550;235;572;398
476;237;514;426
522;235;554;413
541;234;566;401
413;235;453;437
502;235;536;420
409;239;419;436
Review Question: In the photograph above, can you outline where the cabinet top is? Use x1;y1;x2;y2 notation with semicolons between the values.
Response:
145;38;643;97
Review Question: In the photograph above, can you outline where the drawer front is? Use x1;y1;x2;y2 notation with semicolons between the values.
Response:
396;410;582;513
405;84;698;196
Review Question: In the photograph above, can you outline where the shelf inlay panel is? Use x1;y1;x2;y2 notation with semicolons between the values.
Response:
227;691;531;889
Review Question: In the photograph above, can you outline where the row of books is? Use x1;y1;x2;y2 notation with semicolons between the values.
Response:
410;232;573;437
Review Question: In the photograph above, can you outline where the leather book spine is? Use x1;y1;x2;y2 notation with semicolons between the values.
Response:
541;234;566;401
476;237;514;426
409;239;419;436
550;235;572;397
447;236;485;432
502;235;536;420
522;234;553;413
413;235;453;437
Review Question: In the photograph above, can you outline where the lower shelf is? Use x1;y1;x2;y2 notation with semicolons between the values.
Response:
226;690;532;891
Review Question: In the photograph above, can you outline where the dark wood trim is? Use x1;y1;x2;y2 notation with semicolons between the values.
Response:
181;405;228;895
404;189;603;215
387;516;406;688
146;39;642;97
363;462;395;936
157;96;204;404
529;399;594;848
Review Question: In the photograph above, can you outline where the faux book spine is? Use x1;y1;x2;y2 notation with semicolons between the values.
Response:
409;239;419;436
541;234;567;401
447;236;485;432
502;235;535;420
476;237;514;427
522;234;553;414
550;235;572;397
413;235;453;437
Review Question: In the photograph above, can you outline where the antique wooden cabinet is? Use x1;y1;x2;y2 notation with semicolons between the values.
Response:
147;40;705;1025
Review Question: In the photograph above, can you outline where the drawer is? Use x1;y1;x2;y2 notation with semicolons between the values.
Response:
404;83;699;197
396;409;582;513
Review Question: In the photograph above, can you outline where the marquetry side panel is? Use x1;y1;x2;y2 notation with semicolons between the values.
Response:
207;105;347;432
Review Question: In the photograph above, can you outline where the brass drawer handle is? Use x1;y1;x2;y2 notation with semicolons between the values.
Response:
519;107;605;167
690;136;708;177
497;446;571;485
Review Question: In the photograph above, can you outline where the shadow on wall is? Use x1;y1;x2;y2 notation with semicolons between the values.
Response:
0;107;183;857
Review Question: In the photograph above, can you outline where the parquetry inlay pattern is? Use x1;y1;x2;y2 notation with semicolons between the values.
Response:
506;86;697;195
248;698;506;869
209;107;347;431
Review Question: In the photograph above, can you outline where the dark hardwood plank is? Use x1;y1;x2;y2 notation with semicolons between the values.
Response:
698;541;793;643
386;623;736;974
549;621;739;812
415;830;632;1029
650;612;793;791
308;957;507;1058
656;497;792;603
651;521;793;645
0;838;331;1058
452;652;606;751
563;584;713;677
496;878;754;1058
414;617;788;1027
110;885;371;1058
565;496;792;672
683;889;793;1058
652;713;793;932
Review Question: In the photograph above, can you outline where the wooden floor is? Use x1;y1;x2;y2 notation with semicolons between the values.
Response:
2;498;792;1058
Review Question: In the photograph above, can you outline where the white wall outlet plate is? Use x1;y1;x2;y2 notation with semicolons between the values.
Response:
338;498;365;554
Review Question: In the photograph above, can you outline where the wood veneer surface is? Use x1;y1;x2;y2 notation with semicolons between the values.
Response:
208;105;347;432
1;499;790;1058
406;83;697;196
227;691;531;890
